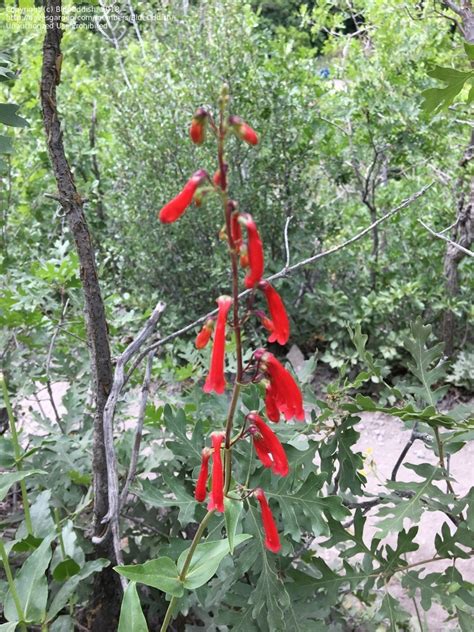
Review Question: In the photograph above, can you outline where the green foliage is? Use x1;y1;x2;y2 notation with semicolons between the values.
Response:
1;1;473;630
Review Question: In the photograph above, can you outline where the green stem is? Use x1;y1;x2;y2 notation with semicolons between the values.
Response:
1;373;33;535
54;508;66;559
160;511;214;632
0;539;27;630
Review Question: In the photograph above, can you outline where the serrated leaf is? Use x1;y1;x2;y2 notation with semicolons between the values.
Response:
177;534;251;589
376;463;453;537
136;473;196;526
115;557;184;597
379;592;411;631
118;582;148;632
4;536;53;623
268;472;349;540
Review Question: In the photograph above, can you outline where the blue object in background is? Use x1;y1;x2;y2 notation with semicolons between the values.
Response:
319;67;330;79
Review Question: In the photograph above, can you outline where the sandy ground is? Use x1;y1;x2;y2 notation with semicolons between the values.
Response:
18;382;474;630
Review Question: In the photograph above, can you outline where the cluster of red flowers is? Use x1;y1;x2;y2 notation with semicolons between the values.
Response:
158;105;305;554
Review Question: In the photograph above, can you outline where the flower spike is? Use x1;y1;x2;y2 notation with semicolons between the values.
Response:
228;115;259;146
255;488;281;553
189;107;208;145
195;448;212;502
259;281;290;345
208;432;225;513
203;296;233;394
158;170;207;223
248;412;288;476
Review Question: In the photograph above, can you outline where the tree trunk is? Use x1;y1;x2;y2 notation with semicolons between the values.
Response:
40;2;122;629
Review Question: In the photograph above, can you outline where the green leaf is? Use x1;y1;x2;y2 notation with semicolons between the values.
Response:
52;558;81;582
379;592;411;631
0;104;28;128
177;534;252;589
136;474;196;526
4;536;53;623
0;470;45;503
46;559;110;621
422;66;473;113
118;582;148;632
268;472;349;540
464;42;474;60
376;463;453;537
0;134;12;154
50;616;74;632
0;623;18;632
115;557;184;597
224;498;243;554
457;607;474;632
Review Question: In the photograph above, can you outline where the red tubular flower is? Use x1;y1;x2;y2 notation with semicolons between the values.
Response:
239;246;249;269
240;214;264;289
158;170;207;223
195;448;212;502
208;432;225;513
255;488;280;553
189;107;208;145
203;296;233;394
264;383;280;423
213;164;228;189
248;412;288;476
259;281;290;345
195;319;214;349
228;115;259;146
230;211;243;250
255;310;274;336
255;349;305;422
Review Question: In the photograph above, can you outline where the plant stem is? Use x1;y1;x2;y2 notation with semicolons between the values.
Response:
0;539;27;630
433;426;457;497
1;373;33;535
160;511;214;632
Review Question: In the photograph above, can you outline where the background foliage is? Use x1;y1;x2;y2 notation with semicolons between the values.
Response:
0;1;473;631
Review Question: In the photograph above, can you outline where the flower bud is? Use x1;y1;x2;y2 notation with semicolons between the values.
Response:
158;170;207;223
195;319;214;349
190;107;208;145
228;115;259;146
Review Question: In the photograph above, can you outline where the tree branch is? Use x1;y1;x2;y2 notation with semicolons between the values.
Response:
40;3;122;626
419;218;474;257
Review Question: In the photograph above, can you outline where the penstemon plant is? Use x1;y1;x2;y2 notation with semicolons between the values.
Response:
151;85;304;630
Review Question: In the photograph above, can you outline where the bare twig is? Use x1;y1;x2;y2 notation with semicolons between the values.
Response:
419;219;474;257
127;182;434;381
120;349;156;509
283;215;293;269
94;301;165;574
45;297;69;433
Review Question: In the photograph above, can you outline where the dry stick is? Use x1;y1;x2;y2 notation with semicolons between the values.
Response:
127;181;434;381
94;301;165;578
45;297;69;433
119;349;156;509
418;218;474;258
